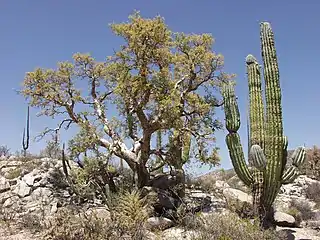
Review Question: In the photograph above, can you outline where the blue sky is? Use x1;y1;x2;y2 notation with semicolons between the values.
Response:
1;1;319;176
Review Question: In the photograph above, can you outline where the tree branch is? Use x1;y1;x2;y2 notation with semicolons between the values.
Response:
35;118;74;142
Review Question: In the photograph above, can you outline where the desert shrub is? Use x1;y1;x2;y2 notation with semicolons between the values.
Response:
174;203;204;229
115;167;135;191
225;197;254;219
40;140;61;159
219;169;236;181
43;207;113;240
47;167;70;189
5;167;23;179
68;157;121;203
0;205;16;226
306;182;320;207
192;212;284;240
191;176;216;193
18;212;43;232
302;145;320;180
6;158;42;178
0;145;10;157
289;199;314;221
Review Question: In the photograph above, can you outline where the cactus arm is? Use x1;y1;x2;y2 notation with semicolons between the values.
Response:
22;106;30;157
281;147;306;184
280;136;288;175
246;55;265;148
291;147;306;167
223;83;241;133
223;83;253;186
281;166;299;184
226;133;253;186
249;145;267;170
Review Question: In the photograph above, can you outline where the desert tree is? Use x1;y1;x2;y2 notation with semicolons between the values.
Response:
20;12;233;198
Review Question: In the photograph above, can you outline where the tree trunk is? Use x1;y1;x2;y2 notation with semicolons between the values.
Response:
260;206;276;229
173;168;185;199
136;163;150;188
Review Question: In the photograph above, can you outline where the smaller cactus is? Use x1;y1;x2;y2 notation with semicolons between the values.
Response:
22;106;30;157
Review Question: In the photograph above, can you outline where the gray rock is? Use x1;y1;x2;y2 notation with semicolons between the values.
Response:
85;207;111;221
223;187;252;203
0;191;13;204
147;217;174;230
274;211;296;227
0;176;10;193
307;220;320;230
13;180;31;197
3;195;19;207
215;180;230;189
22;169;41;186
161;227;199;240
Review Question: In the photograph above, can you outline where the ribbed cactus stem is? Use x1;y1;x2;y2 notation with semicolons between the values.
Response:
223;83;253;186
260;22;284;209
224;83;240;133
223;22;306;228
246;55;265;148
281;147;306;183
249;145;266;170
22;106;30;157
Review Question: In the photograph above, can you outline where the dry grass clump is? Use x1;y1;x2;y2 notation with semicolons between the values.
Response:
306;182;320;208
285;198;316;227
43;207;110;240
43;190;150;240
192;212;285;240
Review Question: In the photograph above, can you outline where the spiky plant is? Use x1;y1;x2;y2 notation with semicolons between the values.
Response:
109;190;149;236
222;22;306;228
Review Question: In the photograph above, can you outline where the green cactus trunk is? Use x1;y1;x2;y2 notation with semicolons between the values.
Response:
223;22;306;229
260;23;284;213
246;54;265;217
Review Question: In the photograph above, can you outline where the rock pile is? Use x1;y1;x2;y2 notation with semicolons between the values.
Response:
0;156;320;239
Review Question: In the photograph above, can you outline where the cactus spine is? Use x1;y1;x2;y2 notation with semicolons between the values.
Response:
22;106;30;157
223;22;306;228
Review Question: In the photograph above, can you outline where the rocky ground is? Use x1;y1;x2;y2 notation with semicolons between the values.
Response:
0;155;319;239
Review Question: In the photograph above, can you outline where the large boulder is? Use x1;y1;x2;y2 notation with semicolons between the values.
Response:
274;211;297;227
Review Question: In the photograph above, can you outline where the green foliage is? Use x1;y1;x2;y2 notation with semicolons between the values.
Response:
222;22;306;227
5;167;22;179
20;12;233;193
70;156;119;202
40;140;61;159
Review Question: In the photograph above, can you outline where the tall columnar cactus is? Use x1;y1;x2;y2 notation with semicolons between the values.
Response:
222;22;306;228
22;106;30;157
